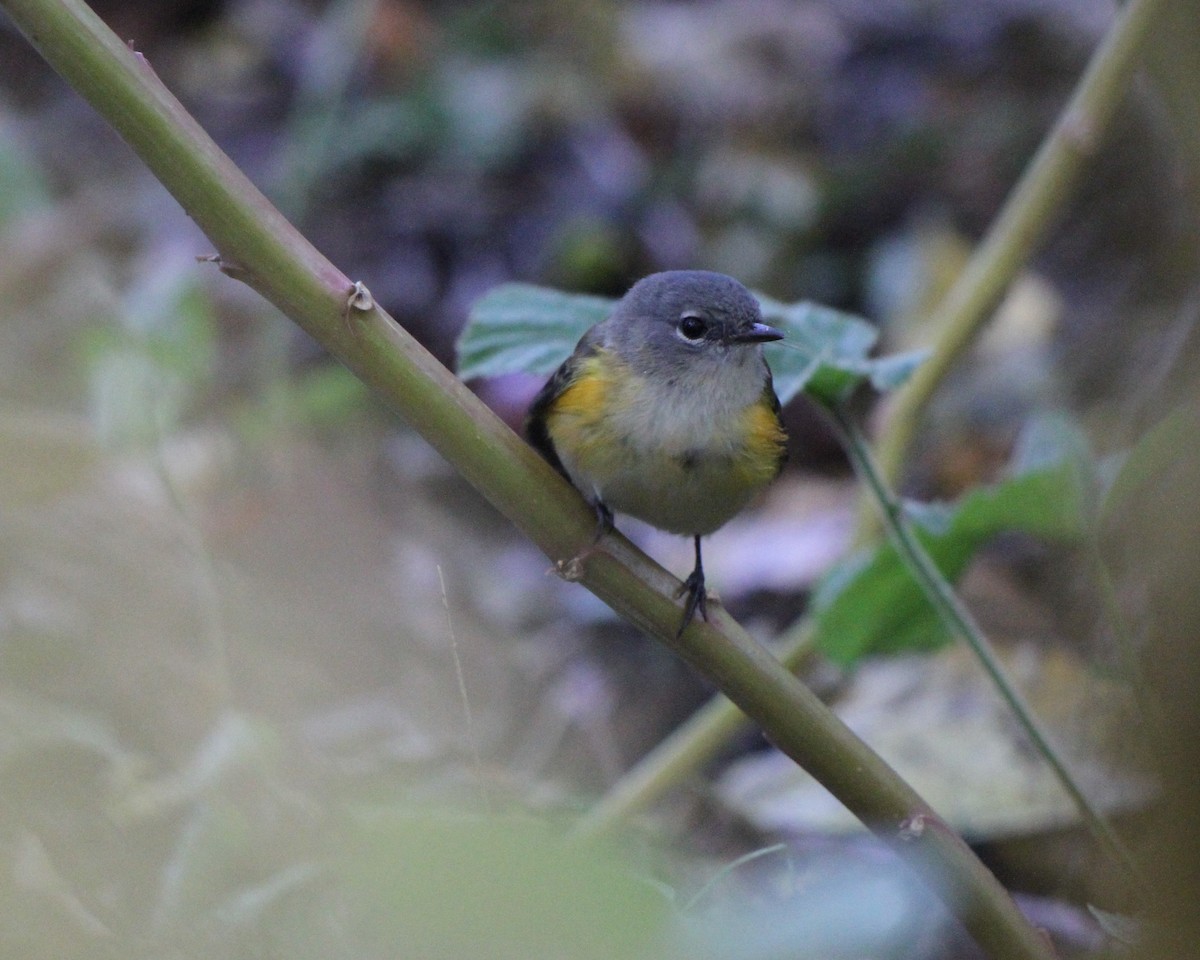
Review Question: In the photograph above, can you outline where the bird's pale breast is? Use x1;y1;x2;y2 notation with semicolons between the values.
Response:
546;350;784;535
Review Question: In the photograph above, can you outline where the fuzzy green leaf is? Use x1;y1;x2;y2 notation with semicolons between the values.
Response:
756;297;880;404
457;283;924;405
865;349;931;392
456;283;613;380
814;430;1088;665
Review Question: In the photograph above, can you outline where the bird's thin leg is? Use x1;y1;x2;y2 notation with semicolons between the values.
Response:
676;535;708;636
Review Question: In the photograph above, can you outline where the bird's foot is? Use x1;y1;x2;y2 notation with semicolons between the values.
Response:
555;545;600;582
553;500;615;582
675;569;709;637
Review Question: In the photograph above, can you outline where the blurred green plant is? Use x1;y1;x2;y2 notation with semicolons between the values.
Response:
80;262;217;450
814;416;1088;664
0;125;51;224
0;694;949;960
333;809;668;960
235;364;372;444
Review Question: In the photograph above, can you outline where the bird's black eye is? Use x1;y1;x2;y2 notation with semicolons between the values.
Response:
678;314;707;341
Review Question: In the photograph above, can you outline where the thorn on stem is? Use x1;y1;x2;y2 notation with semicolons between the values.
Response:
898;813;927;841
342;280;375;333
556;557;586;582
346;280;374;313
195;252;247;279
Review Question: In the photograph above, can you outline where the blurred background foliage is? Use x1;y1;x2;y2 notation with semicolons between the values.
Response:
1;0;1198;956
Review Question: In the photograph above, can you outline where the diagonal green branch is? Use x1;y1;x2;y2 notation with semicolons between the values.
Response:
0;2;1056;958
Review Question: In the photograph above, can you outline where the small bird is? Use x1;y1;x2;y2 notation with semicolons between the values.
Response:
525;270;787;635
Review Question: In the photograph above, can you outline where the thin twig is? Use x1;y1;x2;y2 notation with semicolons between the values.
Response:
437;564;490;811
682;843;789;913
827;399;1144;885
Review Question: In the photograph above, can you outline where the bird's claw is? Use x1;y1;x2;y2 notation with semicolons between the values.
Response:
675;570;709;637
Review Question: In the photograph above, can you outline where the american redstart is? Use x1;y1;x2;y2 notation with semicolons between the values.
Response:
525;270;787;635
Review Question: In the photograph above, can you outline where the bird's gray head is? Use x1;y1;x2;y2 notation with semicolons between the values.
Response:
603;271;782;378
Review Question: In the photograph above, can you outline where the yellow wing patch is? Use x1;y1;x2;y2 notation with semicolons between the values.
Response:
737;400;787;485
549;354;615;424
544;351;630;481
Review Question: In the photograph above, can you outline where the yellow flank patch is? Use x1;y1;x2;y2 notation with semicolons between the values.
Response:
737;400;787;483
550;354;614;423
544;352;627;479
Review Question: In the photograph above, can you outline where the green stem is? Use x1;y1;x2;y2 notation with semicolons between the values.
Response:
828;400;1143;884
0;2;1058;956
871;0;1170;499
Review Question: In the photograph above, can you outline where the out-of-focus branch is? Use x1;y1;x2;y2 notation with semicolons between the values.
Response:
870;0;1170;503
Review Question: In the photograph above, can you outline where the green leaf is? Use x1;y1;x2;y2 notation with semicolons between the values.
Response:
756;297;878;405
456;283;613;380
864;349;930;392
758;300;873;405
757;298;928;403
814;428;1088;665
456;283;926;405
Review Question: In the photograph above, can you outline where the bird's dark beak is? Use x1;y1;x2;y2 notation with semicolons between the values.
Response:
729;321;784;345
